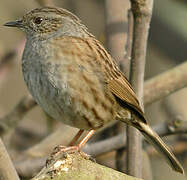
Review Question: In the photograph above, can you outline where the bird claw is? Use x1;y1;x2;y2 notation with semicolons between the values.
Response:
46;145;95;167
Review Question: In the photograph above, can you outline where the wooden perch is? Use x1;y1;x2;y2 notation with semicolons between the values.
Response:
32;151;142;180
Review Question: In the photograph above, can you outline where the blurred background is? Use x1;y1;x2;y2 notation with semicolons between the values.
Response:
0;0;186;180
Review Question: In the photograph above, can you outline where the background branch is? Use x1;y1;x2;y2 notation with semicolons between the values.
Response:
0;138;20;180
127;0;153;177
0;94;36;136
144;61;187;105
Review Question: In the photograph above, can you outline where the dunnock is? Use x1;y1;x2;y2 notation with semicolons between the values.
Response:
4;7;183;173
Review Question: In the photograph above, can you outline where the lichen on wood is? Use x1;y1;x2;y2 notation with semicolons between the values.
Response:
32;150;142;180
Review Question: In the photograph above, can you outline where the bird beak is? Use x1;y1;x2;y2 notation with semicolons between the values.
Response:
4;20;23;28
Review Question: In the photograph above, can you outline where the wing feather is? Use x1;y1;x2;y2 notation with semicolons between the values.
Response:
108;76;145;119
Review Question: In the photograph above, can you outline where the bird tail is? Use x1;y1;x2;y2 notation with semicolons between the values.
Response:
135;121;184;174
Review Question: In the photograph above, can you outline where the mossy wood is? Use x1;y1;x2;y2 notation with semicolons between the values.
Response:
32;151;142;180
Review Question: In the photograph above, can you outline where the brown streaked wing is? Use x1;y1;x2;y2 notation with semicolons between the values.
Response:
108;76;146;121
89;38;146;121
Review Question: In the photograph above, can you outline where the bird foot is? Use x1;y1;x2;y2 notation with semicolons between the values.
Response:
46;145;94;167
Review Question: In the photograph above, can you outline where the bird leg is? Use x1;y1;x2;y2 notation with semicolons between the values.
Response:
46;130;95;166
61;129;95;151
69;129;84;146
77;130;95;148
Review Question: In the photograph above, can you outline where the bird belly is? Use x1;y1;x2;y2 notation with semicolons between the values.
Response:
23;63;117;130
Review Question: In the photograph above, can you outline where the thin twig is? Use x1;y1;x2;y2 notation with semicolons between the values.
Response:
127;0;154;177
0;138;20;180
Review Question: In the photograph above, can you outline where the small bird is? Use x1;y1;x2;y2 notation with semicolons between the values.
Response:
4;7;183;173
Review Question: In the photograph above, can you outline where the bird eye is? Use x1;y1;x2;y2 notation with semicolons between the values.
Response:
34;17;43;24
